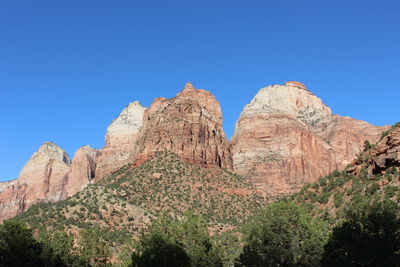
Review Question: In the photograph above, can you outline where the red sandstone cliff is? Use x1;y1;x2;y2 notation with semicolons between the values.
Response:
0;142;71;220
231;82;388;195
134;82;232;170
0;81;391;220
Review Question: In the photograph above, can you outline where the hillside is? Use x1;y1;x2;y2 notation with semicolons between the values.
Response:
15;151;267;261
291;123;400;224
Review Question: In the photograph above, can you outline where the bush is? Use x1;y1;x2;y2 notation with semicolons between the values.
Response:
131;213;222;267
321;200;400;266
236;201;328;267
0;220;44;267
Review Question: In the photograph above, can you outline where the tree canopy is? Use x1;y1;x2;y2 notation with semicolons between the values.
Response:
322;200;400;267
236;201;328;267
131;212;222;267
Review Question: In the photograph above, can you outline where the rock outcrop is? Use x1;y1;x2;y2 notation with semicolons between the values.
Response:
349;125;400;176
61;145;99;198
0;142;71;220
315;115;388;169
370;126;400;172
232;82;388;195
134;82;232;169
95;101;146;180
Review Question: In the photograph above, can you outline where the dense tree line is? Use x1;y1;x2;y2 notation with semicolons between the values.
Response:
1;200;400;266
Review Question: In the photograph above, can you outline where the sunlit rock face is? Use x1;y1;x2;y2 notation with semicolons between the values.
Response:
94;101;147;180
232;82;387;195
0;142;71;220
134;83;233;170
348;126;400;177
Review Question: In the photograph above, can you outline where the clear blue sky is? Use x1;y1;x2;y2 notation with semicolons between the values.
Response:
1;1;399;181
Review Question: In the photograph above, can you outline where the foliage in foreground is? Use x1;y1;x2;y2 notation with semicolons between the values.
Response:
2;199;400;266
236;201;328;267
131;213;222;267
0;220;86;267
321;200;400;267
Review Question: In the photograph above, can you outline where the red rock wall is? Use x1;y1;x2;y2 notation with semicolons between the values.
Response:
135;83;233;170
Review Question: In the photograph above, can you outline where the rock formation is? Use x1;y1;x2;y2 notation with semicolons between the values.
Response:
0;142;71;220
134;82;233;169
0;81;390;220
0;101;146;221
61;145;98;198
348;125;400;176
95;101;146;180
369;126;400;173
232;82;387;195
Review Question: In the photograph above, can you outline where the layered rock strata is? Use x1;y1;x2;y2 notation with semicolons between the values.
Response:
232;82;387;195
134;82;233;170
95;101;146;180
0;142;71;220
61;145;98;198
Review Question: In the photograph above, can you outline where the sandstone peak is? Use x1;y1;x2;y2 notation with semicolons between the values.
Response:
232;82;387;195
95;100;147;180
239;82;332;127
105;101;147;147
184;82;195;91
76;145;98;154
177;82;198;97
29;141;71;166
0;141;74;220
284;81;308;90
135;83;232;169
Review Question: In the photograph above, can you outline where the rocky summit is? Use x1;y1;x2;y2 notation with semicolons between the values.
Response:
0;142;71;220
0;81;389;221
95;101;147;181
231;82;387;195
134;82;233;170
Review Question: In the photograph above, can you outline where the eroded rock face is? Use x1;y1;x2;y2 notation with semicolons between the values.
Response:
0;102;147;221
349;126;400;176
0;142;71;220
135;83;233;170
315;115;389;169
369;127;400;172
61;145;99;198
232;82;387;195
95;101;146;180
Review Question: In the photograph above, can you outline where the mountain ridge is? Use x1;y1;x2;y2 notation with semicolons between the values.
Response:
0;81;388;221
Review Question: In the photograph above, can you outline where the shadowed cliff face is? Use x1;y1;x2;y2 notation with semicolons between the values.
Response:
232;82;388;195
134;83;233;170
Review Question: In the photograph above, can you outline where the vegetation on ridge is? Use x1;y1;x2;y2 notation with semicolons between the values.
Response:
3;123;400;266
13;151;267;265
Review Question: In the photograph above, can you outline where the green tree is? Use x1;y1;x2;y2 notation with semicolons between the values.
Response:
321;200;400;266
0;220;43;267
363;140;373;152
131;232;190;267
40;231;87;267
132;212;222;267
212;231;241;267
79;228;112;266
236;201;328;267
